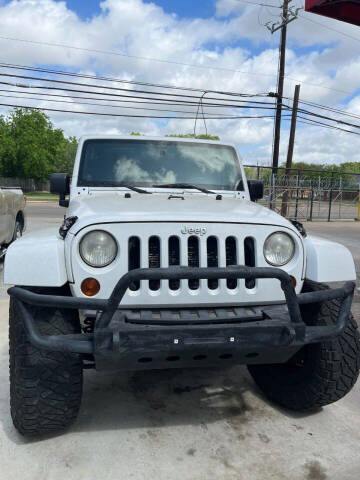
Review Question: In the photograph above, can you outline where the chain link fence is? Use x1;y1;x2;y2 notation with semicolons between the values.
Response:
244;165;360;221
0;177;50;192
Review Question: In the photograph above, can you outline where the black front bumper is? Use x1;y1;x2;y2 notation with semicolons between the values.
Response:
8;266;355;371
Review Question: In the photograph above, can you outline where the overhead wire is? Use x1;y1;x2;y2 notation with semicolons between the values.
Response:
0;80;279;114
0;34;281;78
235;0;282;8
299;12;360;43
0;91;276;117
0;78;276;107
0;46;358;135
282;103;360;130
0;87;278;110
284;96;360;122
296;115;360;136
0;101;282;120
0;62;269;98
0;36;356;96
0;70;276;105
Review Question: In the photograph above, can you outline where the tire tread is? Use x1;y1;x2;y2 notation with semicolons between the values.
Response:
9;296;83;436
248;279;360;411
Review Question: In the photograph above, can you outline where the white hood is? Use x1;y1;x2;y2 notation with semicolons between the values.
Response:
67;192;297;234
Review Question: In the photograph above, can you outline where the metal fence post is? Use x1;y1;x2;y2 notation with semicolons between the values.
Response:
308;180;314;221
294;173;300;219
356;185;360;221
339;176;342;217
328;172;334;222
268;173;272;208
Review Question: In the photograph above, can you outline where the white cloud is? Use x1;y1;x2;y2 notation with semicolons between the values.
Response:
0;0;359;167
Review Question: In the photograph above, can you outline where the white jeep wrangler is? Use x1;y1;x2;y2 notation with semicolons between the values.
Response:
5;136;360;436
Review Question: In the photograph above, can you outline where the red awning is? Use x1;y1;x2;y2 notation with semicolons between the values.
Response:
305;0;360;26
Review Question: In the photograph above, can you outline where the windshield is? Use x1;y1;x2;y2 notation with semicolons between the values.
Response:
77;139;243;191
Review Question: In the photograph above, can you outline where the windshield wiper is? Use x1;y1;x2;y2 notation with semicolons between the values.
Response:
85;181;152;193
154;183;216;195
119;184;152;194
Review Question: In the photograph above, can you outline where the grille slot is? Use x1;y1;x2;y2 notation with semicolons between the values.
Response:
128;236;140;291
125;230;258;297
148;236;160;291
168;236;180;290
207;236;219;290
188;236;199;290
244;237;256;289
226;236;237;289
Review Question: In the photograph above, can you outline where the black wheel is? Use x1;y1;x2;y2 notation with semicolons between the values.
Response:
12;220;22;241
248;279;360;411
9;294;83;436
11;217;23;243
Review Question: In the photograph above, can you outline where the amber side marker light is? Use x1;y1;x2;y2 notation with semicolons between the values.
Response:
81;278;100;296
281;276;297;291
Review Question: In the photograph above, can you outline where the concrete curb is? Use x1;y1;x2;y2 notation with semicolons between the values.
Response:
26;200;58;205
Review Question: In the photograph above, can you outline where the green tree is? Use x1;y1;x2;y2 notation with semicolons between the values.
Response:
130;132;220;140
339;162;360;173
165;133;220;141
0;108;77;180
53;136;78;174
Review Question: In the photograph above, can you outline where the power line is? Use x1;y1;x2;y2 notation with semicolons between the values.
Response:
235;0;282;8
287;96;360;122
0;87;278;111
0;63;276;104
283;116;360;136
5;62;357;123
0;71;275;105
288;104;360;130
0;91;275;117
0;79;278;111
0;34;280;78
0;62;269;98
1;91;358;138
0;36;356;97
297;115;360;136
0;101;281;120
299;12;360;43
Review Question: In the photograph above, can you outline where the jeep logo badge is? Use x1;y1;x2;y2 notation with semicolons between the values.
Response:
181;226;207;236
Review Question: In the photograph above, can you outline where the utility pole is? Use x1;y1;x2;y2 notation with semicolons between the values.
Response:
285;84;300;170
272;0;291;176
264;1;300;210
281;84;301;217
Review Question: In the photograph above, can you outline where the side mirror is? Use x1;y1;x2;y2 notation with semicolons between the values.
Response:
247;180;264;202
50;173;70;207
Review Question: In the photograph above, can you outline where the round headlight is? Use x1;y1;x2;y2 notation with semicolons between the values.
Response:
80;230;118;267
264;232;295;266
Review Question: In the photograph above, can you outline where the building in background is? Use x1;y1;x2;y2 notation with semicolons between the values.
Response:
305;0;360;26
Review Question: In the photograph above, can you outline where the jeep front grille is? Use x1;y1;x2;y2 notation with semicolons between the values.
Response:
188;236;200;290
127;234;256;292
169;236;180;291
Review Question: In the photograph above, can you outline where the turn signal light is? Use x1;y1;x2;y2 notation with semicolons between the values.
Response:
81;278;100;296
281;276;297;291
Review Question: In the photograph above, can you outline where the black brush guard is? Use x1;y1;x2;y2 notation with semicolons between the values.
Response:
8;266;355;371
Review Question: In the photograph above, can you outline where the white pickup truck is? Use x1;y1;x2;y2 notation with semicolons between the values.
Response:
5;136;360;437
0;186;25;254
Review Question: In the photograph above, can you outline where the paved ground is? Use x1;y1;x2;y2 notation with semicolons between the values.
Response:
1;204;360;479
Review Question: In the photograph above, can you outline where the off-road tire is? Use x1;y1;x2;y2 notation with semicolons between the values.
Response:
248;279;360;411
9;294;83;436
11;219;23;243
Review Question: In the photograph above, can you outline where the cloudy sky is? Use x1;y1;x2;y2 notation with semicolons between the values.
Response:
0;0;359;166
